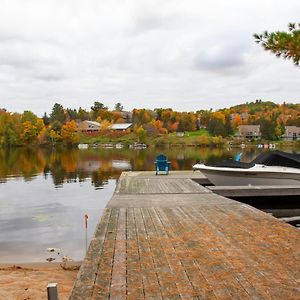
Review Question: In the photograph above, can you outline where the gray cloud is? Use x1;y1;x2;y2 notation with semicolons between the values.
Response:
194;40;248;71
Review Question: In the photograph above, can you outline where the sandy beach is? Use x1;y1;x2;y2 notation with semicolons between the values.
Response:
0;262;80;300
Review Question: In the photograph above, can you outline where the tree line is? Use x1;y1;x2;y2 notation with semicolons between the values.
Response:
0;100;299;146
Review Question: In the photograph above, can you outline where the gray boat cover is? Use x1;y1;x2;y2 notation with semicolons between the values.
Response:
211;151;300;169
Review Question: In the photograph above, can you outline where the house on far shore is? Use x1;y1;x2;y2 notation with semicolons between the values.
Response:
282;126;300;141
237;125;261;139
109;123;132;131
78;120;101;133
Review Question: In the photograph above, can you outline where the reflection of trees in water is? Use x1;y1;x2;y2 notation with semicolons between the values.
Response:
0;146;268;187
0;147;46;181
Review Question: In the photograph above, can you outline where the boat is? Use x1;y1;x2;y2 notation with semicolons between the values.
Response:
78;143;89;149
193;151;300;186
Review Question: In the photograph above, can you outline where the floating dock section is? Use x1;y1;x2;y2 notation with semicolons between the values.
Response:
70;171;300;299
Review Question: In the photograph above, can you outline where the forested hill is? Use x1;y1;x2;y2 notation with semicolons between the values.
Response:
227;100;300;115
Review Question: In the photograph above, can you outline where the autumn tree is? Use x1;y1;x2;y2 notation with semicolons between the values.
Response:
254;23;300;65
0;110;21;145
207;112;226;137
197;109;212;128
77;107;89;121
178;112;196;131
135;125;146;143
20;111;45;144
112;111;125;123
231;114;242;129
47;120;62;143
61;120;79;144
132;109;152;126
91;101;108;120
21;121;38;144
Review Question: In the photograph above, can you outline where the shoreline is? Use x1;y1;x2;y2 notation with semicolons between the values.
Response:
0;261;81;269
0;261;81;300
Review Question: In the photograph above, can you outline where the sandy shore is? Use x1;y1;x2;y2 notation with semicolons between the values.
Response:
0;262;80;300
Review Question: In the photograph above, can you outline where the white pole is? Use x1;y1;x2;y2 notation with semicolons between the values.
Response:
85;214;89;252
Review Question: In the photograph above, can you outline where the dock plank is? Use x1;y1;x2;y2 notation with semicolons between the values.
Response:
126;208;144;300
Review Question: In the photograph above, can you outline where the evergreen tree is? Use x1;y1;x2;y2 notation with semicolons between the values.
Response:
50;103;66;123
42;112;50;126
254;23;300;65
260;118;276;140
114;102;124;112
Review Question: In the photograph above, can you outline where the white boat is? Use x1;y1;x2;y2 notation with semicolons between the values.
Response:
193;163;300;186
78;143;89;149
193;151;300;186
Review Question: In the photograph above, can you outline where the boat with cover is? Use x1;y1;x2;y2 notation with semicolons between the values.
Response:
193;151;300;186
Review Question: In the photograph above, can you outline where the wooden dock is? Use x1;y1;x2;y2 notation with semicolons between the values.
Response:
70;171;300;299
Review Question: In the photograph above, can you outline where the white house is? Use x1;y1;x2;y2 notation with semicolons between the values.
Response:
282;126;300;141
237;125;261;139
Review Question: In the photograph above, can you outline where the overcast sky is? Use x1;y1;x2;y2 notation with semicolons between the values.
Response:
0;0;299;116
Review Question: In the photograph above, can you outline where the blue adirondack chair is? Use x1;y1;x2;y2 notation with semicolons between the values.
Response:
155;154;171;175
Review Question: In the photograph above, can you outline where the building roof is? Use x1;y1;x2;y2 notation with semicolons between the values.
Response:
285;126;300;132
84;120;101;127
238;125;260;129
110;123;132;130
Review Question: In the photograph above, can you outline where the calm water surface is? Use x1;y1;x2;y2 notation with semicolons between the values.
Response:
0;146;297;262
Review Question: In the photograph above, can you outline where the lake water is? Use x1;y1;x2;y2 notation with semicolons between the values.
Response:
0;146;298;263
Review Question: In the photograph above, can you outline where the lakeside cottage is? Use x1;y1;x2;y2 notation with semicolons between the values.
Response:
237;125;261;139
282;126;300;141
78;120;101;132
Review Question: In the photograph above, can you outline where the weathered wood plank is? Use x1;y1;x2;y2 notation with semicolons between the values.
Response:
134;208;163;299
126;208;144;300
69;208;111;300
109;208;127;300
92;208;119;299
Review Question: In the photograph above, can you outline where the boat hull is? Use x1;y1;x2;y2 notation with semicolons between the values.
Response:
193;164;300;186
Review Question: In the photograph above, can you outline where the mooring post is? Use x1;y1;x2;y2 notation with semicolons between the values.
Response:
47;283;59;300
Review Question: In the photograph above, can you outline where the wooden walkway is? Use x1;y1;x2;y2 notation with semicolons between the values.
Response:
70;171;300;300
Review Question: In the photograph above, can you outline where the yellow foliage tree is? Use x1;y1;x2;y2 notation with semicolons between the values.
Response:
212;111;225;124
21;121;38;144
61;120;79;144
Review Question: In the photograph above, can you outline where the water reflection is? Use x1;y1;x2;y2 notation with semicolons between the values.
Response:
0;146;256;188
0;175;115;262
